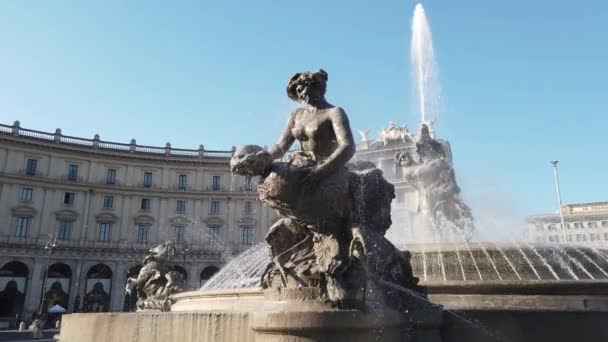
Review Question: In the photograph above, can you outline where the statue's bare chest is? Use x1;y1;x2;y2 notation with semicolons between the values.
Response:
292;111;332;142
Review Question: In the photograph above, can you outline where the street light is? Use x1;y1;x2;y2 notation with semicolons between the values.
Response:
39;233;58;316
550;161;568;243
182;242;190;269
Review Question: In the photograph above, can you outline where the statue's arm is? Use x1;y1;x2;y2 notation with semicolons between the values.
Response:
268;110;297;160
315;107;356;177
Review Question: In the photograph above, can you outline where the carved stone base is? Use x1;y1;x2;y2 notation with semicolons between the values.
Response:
251;288;443;342
60;288;444;342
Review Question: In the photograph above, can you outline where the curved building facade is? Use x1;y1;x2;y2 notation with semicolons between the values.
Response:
0;121;277;321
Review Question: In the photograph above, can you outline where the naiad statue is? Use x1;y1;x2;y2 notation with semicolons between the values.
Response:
231;69;424;311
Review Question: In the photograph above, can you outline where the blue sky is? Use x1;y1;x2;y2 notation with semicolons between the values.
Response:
0;1;606;234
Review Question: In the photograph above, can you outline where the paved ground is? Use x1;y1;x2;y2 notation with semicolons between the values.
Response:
0;330;58;342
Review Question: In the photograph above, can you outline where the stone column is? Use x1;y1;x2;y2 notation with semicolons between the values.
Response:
23;257;40;319
110;262;128;312
80;189;93;241
26;260;46;317
35;188;50;238
68;259;84;312
158;198;168;242
0;183;10;236
119;195;131;242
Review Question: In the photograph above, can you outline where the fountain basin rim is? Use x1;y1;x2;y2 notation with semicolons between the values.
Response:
183;279;608;300
424;279;608;295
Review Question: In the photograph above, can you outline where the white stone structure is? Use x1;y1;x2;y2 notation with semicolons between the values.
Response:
0;121;277;320
353;122;453;248
527;202;608;247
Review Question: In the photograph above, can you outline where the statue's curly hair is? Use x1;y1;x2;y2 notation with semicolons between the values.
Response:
286;69;328;101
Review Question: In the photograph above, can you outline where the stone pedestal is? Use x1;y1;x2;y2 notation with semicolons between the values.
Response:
60;288;444;342
251;288;443;342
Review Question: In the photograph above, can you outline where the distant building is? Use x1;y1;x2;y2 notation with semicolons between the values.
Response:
353;122;453;247
0;121;277;321
526;202;608;247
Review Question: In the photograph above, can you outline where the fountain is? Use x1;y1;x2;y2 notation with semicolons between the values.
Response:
58;4;608;342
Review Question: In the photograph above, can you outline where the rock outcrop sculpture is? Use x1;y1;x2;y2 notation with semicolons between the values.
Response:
133;241;184;311
231;69;424;311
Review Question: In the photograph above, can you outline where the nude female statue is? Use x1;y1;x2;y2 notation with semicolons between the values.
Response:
231;70;423;305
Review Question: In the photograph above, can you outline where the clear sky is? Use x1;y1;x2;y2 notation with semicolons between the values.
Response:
0;1;606;236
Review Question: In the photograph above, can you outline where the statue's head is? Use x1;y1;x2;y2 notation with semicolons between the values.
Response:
287;69;328;104
146;241;175;264
231;145;273;176
418;123;431;140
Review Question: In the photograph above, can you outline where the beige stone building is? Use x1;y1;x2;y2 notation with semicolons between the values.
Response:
0;121;277;322
527;202;608;247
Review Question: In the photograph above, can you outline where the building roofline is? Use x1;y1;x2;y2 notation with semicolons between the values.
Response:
1;121;234;164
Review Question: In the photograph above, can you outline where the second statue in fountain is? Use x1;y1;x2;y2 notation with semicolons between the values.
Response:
231;69;424;310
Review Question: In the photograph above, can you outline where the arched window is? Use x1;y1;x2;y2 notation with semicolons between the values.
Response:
43;263;72;312
200;266;219;286
84;264;112;313
0;261;29;317
171;265;188;281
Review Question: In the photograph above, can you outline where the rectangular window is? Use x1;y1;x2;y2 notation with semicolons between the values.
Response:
208;226;220;244
14;217;30;237
143;172;153;188
212;176;221;191
178;175;188;190
26;159;37;176
244;201;253;214
604;233;608;241
67;164;79;181
98;223;111;241
548;224;556;231
176;200;186;213
136;224;150;243
574;222;582;229
64;192;75;205
602;221;608;228
106;169;117;184
57;220;72;240
590;234;596;241
103;196;114;209
567;235;573;242
175;224;185;243
535;224;544;231
20;187;33;202
241;226;254;245
588;221;598;229
244;176;253;191
141;198;151;210
210;200;220;214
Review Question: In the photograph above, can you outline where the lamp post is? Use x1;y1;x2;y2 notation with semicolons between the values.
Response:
550;161;568;243
182;242;190;270
39;234;58;316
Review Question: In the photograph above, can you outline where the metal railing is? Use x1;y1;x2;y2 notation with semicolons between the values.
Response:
0;122;234;159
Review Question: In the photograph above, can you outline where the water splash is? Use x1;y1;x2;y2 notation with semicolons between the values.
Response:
526;243;560;280
513;240;541;280
573;247;608;278
411;3;441;124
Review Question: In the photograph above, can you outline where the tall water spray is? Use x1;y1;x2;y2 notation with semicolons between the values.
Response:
411;4;440;124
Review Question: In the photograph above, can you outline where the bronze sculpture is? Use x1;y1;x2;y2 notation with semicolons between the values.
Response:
133;241;184;311
231;69;423;309
395;123;474;241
